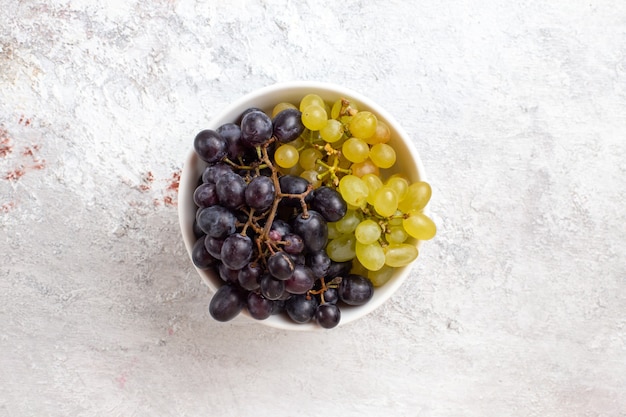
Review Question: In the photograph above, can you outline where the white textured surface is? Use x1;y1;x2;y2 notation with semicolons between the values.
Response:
1;1;625;416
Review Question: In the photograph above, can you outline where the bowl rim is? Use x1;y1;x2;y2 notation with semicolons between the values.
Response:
178;81;428;331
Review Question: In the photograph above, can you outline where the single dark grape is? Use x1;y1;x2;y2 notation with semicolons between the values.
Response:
270;219;291;239
325;260;352;279
192;218;205;239
220;234;253;270
238;107;263;124
260;274;286;300
282;233;304;254
196;205;236;238
191;236;217;269
284;265;315;295
288;253;306;266
194;130;227;163
202;163;233;184
209;284;246;322
193;182;219;208
278;175;310;207
238;263;262;291
245;176;275;212
246;292;274;320
291;210;328;252
241;110;273;147
310;186;347;222
321;287;339;305
273;108;305;143
315;303;341;329
306;250;331;278
285;294;318;324
204;235;224;259
271;299;286;315
218;262;240;283
216;172;247;209
267;251;295;280
338;274;374;306
217;123;245;160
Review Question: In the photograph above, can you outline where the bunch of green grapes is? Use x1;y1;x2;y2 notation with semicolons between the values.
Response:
271;93;436;286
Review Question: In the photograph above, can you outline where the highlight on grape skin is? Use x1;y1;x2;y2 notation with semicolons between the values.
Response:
189;93;436;328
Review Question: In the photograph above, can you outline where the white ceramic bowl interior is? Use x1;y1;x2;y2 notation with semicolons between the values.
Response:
178;81;427;331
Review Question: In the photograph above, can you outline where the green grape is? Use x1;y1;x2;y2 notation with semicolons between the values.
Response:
368;265;395;287
327;221;342;239
300;169;321;188
342;138;370;163
354;219;381;244
272;102;297;117
326;233;356;262
286;136;305;150
364;120;391;145
385;225;408;244
356;241;385;271
331;99;343;119
398;181;432;212
301;104;328;131
275;144;299;168
349;258;369;277
319;119;344;143
384;243;419;267
385;175;409;201
350;159;379;178
369;143;396;169
331;99;358;119
402;210;437;240
362;173;383;205
299;147;322;170
335;209;362;234
299;94;325;111
373;186;398;217
349;111;377;139
338;175;369;207
388;211;404;226
279;163;303;177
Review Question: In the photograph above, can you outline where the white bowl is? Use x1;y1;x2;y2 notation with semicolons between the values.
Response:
178;81;428;331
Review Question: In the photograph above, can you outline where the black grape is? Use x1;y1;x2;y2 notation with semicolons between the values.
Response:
270;219;291;239
273;108;305;143
247;292;274;320
282;233;304;254
202;163;233;184
285;294;318;324
220;234;253;270
267;251;294;280
209;284;246;322
216;172;247;209
338;274;374;306
325;260;352;279
194;130;227;163
238;263;262;291
196;205;236;238
241;110;273;147
218;262;240;283
306;250;331;278
315;304;341;329
260;274;286;300
191;236;217;270
291;210;328;252
310;186;347;222
245;176;275;212
204;235;224;259
278;175;310;206
217;123;245;160
193;182;219;208
284;265;315;294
